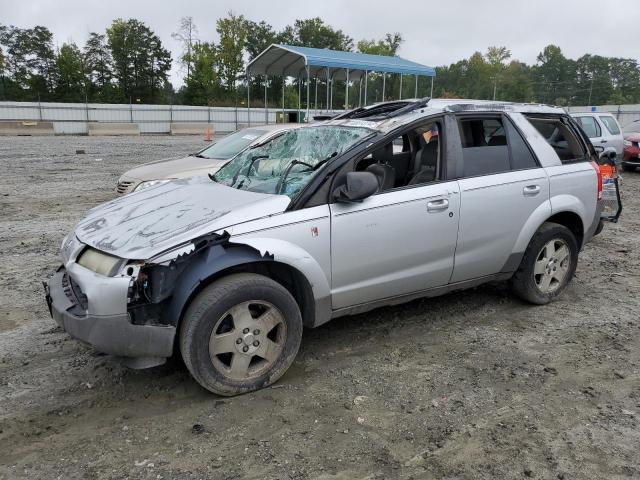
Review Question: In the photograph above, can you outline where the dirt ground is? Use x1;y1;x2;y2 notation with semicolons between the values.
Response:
1;135;639;480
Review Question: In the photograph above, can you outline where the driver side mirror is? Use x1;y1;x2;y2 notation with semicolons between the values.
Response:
332;171;379;203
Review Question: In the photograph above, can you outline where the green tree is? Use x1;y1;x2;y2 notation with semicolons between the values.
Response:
106;18;172;103
532;45;575;105
216;12;247;95
55;42;85;101
499;60;533;102
357;33;403;56
180;41;220;105
485;46;511;100
244;19;286;107
0;24;57;100
84;32;114;101
608;58;640;104
282;18;353;51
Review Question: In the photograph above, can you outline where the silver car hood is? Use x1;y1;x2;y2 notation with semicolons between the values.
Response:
75;176;291;259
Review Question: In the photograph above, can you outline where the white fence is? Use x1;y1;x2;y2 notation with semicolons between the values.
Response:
2;101;639;135
566;104;640;130
0;101;340;135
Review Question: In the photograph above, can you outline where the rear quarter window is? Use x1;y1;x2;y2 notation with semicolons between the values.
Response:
524;115;587;164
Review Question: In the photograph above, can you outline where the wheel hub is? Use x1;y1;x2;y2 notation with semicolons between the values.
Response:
235;331;260;354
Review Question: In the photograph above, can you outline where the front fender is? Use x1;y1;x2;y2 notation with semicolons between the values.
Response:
234;237;331;299
164;244;265;325
235;237;332;326
164;237;332;329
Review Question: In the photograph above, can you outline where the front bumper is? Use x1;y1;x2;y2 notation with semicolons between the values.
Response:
45;268;175;359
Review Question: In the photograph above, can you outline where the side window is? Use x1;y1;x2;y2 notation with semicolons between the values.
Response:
458;117;510;176
600;116;621;135
354;121;441;191
575;116;601;138
525;115;587;163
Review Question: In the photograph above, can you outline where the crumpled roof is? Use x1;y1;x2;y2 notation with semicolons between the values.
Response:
247;44;436;79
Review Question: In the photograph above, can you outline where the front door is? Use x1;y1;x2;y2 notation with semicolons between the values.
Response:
329;119;460;310
330;183;460;309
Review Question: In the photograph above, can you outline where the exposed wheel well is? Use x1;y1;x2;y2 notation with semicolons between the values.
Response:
546;211;584;248
179;261;316;329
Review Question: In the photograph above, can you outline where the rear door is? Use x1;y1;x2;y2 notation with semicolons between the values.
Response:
574;115;604;148
598;115;624;157
450;113;550;283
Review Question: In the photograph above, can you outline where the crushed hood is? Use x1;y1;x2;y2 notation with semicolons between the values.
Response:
121;155;228;182
75;176;291;259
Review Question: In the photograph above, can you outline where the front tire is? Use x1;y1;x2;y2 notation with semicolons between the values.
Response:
180;273;303;396
622;163;636;172
511;222;578;305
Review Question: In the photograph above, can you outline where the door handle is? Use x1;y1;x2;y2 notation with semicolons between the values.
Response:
600;139;608;143
427;199;449;212
523;185;541;196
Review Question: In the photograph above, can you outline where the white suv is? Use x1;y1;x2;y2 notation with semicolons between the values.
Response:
45;99;616;395
571;112;624;159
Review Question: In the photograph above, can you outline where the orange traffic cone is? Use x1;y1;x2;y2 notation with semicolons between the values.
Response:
204;127;213;142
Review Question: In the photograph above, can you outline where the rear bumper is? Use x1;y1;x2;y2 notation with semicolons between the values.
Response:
584;201;604;244
622;148;640;163
45;268;175;359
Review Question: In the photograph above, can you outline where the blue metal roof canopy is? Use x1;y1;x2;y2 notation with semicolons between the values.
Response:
245;44;436;125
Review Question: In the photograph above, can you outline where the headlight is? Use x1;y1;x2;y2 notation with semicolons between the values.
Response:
76;247;124;276
134;179;171;192
624;140;632;147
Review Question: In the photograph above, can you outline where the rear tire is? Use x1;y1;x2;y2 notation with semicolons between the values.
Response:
510;222;578;305
180;273;303;396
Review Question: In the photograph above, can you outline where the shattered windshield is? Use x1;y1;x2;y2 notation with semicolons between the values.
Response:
195;128;268;160
213;125;373;198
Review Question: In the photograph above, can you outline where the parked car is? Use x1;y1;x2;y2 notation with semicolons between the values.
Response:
116;124;300;194
571;112;624;160
620;120;640;171
45;99;614;396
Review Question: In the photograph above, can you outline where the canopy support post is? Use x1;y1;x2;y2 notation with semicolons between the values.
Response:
430;76;434;98
326;67;330;112
246;68;251;127
399;73;403;100
345;68;349;110
358;75;362;107
382;73;386;102
282;75;285;123
264;75;268;125
297;75;301;123
415;75;418;98
306;66;310;123
330;71;334;111
364;70;368;106
314;75;318;113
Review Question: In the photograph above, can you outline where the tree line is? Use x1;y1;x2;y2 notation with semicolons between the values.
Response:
1;13;639;108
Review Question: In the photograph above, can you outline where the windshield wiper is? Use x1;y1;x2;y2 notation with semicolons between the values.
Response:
227;154;269;188
276;152;337;195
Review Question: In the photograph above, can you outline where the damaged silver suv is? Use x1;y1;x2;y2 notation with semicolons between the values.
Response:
45;99;612;396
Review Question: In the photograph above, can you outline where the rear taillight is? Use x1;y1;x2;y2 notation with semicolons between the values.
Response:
590;160;603;200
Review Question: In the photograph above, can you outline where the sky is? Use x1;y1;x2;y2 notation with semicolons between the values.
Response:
0;0;636;86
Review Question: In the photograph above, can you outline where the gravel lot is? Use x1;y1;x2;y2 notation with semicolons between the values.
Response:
1;135;639;480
